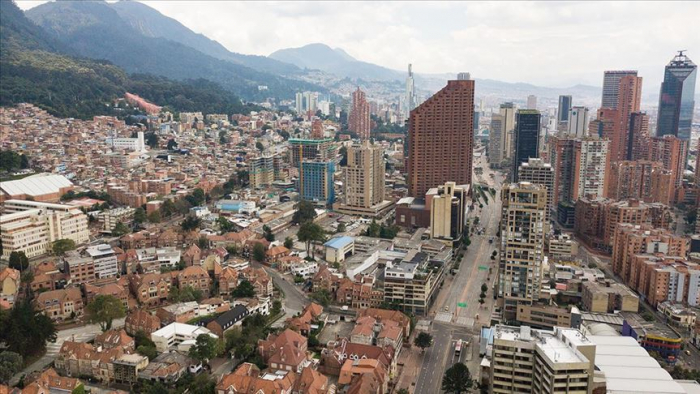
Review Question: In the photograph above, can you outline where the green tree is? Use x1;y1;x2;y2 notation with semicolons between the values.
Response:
272;300;282;315
414;332;433;352
310;289;332;307
0;351;23;384
86;295;126;331
133;207;147;225
147;210;161;223
71;384;86;394
284;237;294;249
442;362;474;394
52;239;76;256
256;141;265;152
263;225;275;242
218;216;235;233
160;200;176;217
198;236;210;250
0;301;57;357
292;200;317;224
189;334;220;363
166;139;178;150
181;215;202;231
112;221;130;236
397;390;409;394
336;223;346;233
481;283;488;293
232;281;256;298
219;130;229;144
366;220;381;237
338;146;348;166
298;222;324;258
8;251;29;271
226;245;239;256
252;242;266;262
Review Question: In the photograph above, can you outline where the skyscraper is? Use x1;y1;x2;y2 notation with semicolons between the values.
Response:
299;160;335;205
567;106;590;137
548;135;576;208
657;51;697;140
349;87;370;140
500;102;517;161
488;114;504;167
405;64;417;119
648;135;688;190
526;95;537;110
627;112;650;161
610;75;642;163
407;80;475;197
601;70;638;109
337;141;388;216
589;108;617;140
295;92;303;114
512;110;541;181
517;158;555;219
557;95;572;130
498;182;547;320
573;137;609;200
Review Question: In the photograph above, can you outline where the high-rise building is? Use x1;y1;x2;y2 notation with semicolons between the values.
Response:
548;135;576;208
610;75;642;163
299;160;335;205
627;112;650;160
404;64;417;121
349;87;371;140
601;70;638;109
429;182;469;244
557;95;572;131
612;224;687;284
573;137;609;200
512;110;541;181
248;154;283;189
517;158;555;219
457;72;471;81
497;182;547;319
588;108;617;139
407;80;475;197
489;114;504;167
567;106;589;137
500;103;517;161
657;51;697;140
648;135;688;191
606;161;673;205
526;95;537;110
303;91;318;113
336;141;390;217
311;119;324;139
488;325;596;394
288;138;334;167
295;92;303;114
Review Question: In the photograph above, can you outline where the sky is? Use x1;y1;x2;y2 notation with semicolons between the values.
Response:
16;1;700;89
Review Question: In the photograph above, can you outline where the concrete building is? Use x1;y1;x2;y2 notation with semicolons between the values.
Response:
497;183;547;320
248;154;283;189
429;182;469;245
601;70;639;109
407;79;474;197
324;236;355;263
572;137;609;201
489;114;504;167
512;110;541;182
151;323;217;352
488;325;596;394
1;200;89;259
557;95;572;131
606;161;673;205
547;233;579;259
515;304;580;330
500;102;517;162
517;158;554;219
526;95;537;110
627;112;650;160
335;141;393;217
0;173;74;203
384;251;443;316
581;280;639;313
349;87;371;140
299;160;335;205
648;135;688;192
97;207;135;233
567;106;589;137
85;244;119;279
288;138;334;167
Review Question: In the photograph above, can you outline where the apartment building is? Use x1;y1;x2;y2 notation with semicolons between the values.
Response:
335;140;393;217
489;325;595;394
517;158;554;219
429;182;469;245
383;250;443;316
86;244;119;279
581;280;639;313
97;207;135;233
497;183;547;320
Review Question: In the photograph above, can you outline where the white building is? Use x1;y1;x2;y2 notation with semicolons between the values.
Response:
106;131;146;153
568;106;590;137
97;207;135;233
151;323;217;352
86;244;119;279
1;200;89;259
136;247;181;269
290;261;319;279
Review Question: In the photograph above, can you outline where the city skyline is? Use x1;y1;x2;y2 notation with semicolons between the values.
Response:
15;1;700;88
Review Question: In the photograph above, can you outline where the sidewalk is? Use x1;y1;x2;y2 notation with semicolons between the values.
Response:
393;345;422;393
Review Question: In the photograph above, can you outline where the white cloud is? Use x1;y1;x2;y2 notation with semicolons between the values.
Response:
15;0;700;88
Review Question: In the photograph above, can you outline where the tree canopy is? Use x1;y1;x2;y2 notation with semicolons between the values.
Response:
232;281;256;298
414;332;433;352
86;295;126;331
52;239;76;256
292;200;317;224
0;301;56;357
8;251;29;271
252;242;266;262
188;334;220;363
442;362;474;394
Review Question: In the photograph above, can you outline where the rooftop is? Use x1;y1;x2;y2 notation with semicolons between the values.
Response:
324;236;354;250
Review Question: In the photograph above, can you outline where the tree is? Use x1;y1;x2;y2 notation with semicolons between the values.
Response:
298;222;324;258
397;390;409;394
310;289;332;307
481;284;488;293
112;221;129;236
198;236;210;250
0;301;56;357
0;351;23;384
147;210;161;223
232;281;256;298
71;384;86;394
181;215;202;231
8;251;29;272
252;242;266;262
292;200;317;224
414;332;433;352
442;362;473;394
219;130;229;144
272;300;282;315
336;223;346;233
86;295;126;331
263;225;275;242
52;239;76;256
189;334;219;363
144;132;158;148
226;245;239;256
133;207;147;225
284;237;294;249
338;146;348;166
166;139;178;150
256;141;265;152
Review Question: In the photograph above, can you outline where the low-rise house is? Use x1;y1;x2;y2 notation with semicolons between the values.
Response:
205;304;250;337
151;323;217;352
113;354;149;385
34;288;84;321
156;302;198;325
356;308;411;339
85;283;130;310
182;244;201;266
286;303;324;336
54;341;124;383
21;368;82;394
94;329;135;351
216;363;297;394
319;338;395;378
0;267;20;308
240;266;273;297
125;309;161;336
128;272;172;306
139;351;192;384
338;359;387;394
217;266;240;296
290;261;319;279
136;247;181;272
292;366;330;394
177;266;212;297
266;245;291;266
259;329;310;373
30;261;64;292
232;296;270;316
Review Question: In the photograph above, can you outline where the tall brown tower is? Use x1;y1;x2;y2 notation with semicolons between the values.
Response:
610;75;642;162
408;79;475;197
349;87;370;140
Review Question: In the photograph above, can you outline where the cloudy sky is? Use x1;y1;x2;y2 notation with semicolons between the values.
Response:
16;1;700;88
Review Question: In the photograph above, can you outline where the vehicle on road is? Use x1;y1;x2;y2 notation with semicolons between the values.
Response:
455;339;462;357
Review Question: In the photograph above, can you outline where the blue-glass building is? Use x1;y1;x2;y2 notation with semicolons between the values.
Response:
657;51;697;141
299;160;335;205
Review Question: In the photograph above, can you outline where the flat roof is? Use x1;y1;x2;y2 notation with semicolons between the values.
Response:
1;174;72;197
324;236;354;250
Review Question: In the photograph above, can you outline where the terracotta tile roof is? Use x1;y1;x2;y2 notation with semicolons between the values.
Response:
293;366;329;394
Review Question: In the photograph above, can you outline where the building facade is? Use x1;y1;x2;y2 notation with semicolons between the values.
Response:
349;87;371;140
512;110;541;181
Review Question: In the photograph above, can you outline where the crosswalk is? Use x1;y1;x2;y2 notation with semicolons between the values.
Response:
46;333;96;357
434;312;452;323
455;317;474;327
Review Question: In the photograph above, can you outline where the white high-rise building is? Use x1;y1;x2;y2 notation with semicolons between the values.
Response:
499;103;517;161
404;64;417;120
573;137;609;200
568;106;590;137
295;92;303;114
